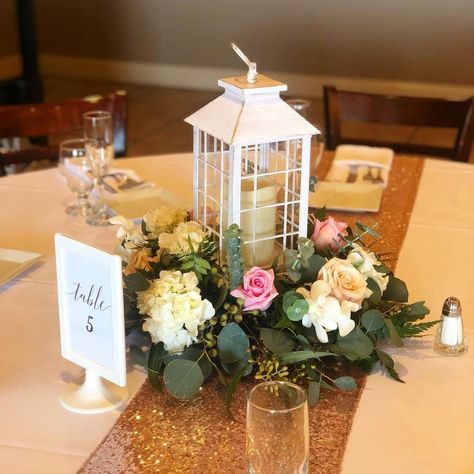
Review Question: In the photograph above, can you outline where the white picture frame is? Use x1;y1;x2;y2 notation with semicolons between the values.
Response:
55;233;126;387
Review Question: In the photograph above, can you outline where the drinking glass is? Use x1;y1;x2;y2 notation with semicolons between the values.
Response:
83;111;114;226
59;139;93;216
286;98;325;174
246;381;309;474
286;99;311;119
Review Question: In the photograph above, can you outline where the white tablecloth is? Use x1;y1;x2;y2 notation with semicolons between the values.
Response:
0;155;473;473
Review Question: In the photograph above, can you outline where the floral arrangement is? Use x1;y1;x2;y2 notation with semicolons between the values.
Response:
111;206;435;410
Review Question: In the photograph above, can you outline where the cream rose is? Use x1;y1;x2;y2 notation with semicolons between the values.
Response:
318;257;372;307
159;221;207;255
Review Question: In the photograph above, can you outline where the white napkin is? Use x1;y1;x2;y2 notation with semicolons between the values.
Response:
102;168;155;193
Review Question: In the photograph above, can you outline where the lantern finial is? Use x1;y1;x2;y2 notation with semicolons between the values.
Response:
231;43;257;83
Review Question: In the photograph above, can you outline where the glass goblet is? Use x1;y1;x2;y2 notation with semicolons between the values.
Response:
246;381;309;474
83;111;114;226
59;139;94;216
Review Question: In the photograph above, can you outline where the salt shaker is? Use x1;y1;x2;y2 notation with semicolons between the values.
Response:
434;297;467;356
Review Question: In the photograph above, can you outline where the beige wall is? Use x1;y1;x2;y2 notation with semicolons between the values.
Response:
1;1;473;85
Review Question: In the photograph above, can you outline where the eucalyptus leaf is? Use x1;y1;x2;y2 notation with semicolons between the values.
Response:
383;275;409;302
148;342;166;390
361;309;385;332
221;353;253;377
384;318;404;347
307;381;321;406
163;359;204;399
217;322;249;363
366;278;382;305
130;345;148;368
287;299;309;321
300;254;326;282
260;328;295;354
376;349;394;369
180;347;213;379
124;272;150;292
334;376;357;390
296;334;312;350
278;350;334;364
337;327;375;359
409;301;430;317
225;362;250;418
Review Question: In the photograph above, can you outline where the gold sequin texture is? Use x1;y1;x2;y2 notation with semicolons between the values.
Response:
79;156;424;474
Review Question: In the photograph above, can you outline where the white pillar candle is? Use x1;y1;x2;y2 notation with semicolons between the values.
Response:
240;178;278;268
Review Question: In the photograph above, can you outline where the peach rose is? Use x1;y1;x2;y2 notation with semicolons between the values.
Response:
230;267;278;311
318;258;372;307
311;217;348;252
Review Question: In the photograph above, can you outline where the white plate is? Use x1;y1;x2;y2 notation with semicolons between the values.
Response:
0;248;43;286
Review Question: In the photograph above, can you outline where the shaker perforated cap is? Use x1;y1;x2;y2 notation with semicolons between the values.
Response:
442;297;462;317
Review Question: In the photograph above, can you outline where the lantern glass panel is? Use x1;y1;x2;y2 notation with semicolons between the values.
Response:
194;130;306;268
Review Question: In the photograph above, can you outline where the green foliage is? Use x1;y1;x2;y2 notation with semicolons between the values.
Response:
130;345;148;368
307;380;321;406
123;272;150;292
278;350;335;364
383;275;409;302
361;309;385;332
334;376;357;390
260;328;296;354
217;322;249;364
179;236;217;277
163;359;204;399
223;224;244;290
337;327;375;359
148;342;166;390
284;238;318;282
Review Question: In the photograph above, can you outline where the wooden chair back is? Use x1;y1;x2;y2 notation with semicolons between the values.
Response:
0;90;127;173
323;86;474;162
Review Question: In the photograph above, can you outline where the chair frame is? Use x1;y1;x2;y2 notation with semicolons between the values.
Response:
323;86;474;162
0;90;127;173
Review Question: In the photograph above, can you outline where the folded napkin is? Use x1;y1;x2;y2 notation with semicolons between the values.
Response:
102;168;155;194
104;187;190;219
0;248;42;286
309;145;394;212
325;145;394;188
309;181;384;213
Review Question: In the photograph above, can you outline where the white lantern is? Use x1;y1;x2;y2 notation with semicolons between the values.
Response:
185;46;319;268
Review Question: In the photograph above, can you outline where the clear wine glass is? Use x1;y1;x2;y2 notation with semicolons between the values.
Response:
246;381;309;474
83;111;114;226
59;139;94;216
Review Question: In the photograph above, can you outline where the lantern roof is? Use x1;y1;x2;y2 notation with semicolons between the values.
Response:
185;74;319;145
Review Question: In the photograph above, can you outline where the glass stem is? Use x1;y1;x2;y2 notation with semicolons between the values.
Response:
96;177;107;215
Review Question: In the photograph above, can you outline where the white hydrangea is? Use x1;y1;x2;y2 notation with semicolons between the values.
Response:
143;206;187;238
158;221;207;255
347;244;389;293
138;270;214;353
297;280;359;343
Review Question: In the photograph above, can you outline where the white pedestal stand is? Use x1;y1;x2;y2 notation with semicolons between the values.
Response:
60;369;129;415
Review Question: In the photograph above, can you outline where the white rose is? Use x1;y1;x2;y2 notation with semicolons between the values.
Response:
296;280;358;343
159;221;207;255
347;244;389;293
318;258;372;307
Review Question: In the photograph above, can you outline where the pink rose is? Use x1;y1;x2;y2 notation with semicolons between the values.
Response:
230;267;278;311
311;217;348;252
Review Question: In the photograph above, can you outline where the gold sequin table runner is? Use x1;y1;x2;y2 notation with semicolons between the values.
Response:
80;156;425;474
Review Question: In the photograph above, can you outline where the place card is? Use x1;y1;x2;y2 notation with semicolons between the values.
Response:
55;234;128;413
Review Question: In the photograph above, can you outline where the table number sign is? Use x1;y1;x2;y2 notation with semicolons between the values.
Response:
55;233;128;414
